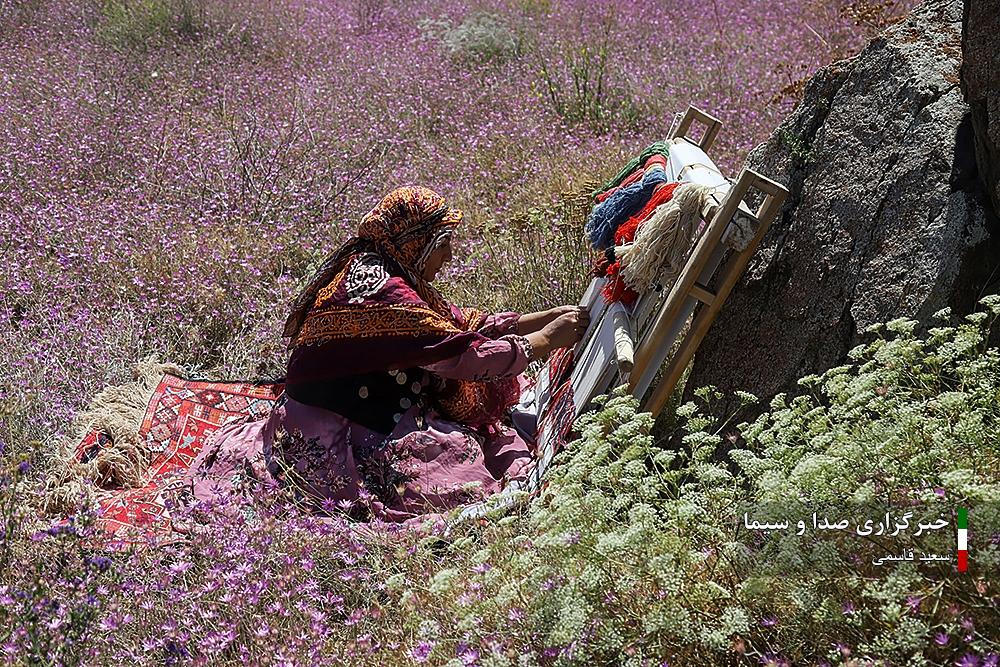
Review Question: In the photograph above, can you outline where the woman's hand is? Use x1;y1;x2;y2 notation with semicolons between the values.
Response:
517;304;588;335
525;307;590;358
544;308;590;348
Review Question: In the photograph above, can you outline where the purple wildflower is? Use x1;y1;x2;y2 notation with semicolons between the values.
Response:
459;647;480;665
410;641;433;663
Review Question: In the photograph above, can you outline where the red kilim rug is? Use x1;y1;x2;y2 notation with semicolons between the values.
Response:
73;374;283;544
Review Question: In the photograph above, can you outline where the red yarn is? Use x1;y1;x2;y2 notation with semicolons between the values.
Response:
614;181;681;246
591;254;611;277
600;261;639;305
594;154;669;203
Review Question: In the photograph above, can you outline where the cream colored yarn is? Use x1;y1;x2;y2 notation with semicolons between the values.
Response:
618;183;711;293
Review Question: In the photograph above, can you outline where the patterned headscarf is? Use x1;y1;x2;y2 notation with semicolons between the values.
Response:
358;186;462;272
282;186;463;348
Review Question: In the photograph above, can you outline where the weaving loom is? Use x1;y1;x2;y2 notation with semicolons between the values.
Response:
454;106;790;523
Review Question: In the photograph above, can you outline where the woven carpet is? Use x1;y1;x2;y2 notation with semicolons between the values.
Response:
72;374;283;543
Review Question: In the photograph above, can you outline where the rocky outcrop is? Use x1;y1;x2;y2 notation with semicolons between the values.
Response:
684;0;998;425
961;0;1000;214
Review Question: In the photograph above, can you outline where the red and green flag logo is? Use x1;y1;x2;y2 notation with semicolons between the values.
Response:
957;508;968;573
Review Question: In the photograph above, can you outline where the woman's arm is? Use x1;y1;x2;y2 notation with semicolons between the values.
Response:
516;305;587;335
473;311;521;338
421;311;586;381
421;335;534;380
524;310;587;356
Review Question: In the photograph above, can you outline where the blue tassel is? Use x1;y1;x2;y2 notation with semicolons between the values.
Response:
585;167;668;250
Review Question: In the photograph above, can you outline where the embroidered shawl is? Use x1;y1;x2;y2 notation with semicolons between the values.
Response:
281;186;519;432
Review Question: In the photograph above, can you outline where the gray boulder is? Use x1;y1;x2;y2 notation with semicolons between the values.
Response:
683;0;999;426
961;0;1000;214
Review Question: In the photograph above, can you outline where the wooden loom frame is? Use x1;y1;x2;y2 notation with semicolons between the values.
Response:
630;168;787;415
565;105;789;419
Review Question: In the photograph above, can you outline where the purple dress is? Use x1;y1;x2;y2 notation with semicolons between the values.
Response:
184;312;535;522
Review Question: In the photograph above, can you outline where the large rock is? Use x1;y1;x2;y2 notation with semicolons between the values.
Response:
961;0;1000;213
684;0;998;425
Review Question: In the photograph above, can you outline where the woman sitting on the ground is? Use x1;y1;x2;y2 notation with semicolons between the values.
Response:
185;186;588;522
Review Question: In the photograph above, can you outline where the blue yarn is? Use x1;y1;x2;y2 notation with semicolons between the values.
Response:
585;167;669;250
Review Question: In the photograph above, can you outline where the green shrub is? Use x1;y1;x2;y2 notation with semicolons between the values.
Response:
405;295;1000;665
94;0;254;50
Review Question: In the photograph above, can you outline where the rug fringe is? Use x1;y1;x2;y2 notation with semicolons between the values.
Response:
44;354;191;513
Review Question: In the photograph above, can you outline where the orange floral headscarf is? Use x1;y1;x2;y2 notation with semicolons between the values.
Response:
282;186;463;348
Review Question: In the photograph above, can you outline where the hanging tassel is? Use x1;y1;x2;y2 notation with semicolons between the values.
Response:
618;183;711;293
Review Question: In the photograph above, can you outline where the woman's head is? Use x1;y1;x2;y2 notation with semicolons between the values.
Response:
419;233;453;281
283;186;461;346
358;186;461;280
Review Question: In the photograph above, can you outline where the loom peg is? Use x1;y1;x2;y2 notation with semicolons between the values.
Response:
610;304;634;373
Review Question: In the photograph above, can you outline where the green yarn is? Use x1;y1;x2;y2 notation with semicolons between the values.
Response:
591;140;672;199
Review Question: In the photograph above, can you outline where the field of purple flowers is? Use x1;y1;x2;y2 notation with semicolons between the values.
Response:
14;0;998;665
0;0;905;437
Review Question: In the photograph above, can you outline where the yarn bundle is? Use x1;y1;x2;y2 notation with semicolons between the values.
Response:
590;140;672;198
618;182;710;293
587;142;712;305
585;155;668;251
599;181;680;305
